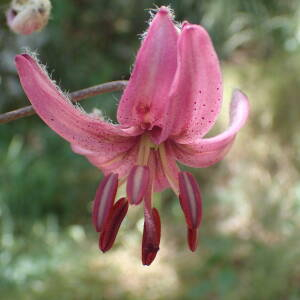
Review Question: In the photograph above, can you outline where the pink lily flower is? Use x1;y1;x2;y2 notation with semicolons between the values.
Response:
15;6;249;265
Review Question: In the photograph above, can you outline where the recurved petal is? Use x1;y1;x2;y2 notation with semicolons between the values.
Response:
173;90;249;167
117;7;178;130
157;23;222;144
172;139;234;168
79;142;139;179
15;54;136;153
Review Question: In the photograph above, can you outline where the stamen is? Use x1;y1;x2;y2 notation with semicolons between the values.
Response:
178;172;202;229
137;135;154;165
99;152;127;168
99;198;129;252
158;143;179;195
142;208;161;266
187;227;198;252
127;165;150;205
92;173;119;232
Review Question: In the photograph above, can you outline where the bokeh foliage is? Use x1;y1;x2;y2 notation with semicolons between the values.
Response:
1;0;300;299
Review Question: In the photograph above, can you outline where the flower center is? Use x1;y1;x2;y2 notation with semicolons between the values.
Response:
136;134;179;195
92;132;203;264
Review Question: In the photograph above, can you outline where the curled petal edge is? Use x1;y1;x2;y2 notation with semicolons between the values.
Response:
173;89;249;168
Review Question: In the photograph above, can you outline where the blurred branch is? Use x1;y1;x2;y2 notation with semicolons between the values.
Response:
0;80;128;124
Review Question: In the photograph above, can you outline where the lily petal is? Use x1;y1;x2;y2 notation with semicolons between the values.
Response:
72;142;139;179
172;139;234;168
117;7;178;131
158;23;222;143
173;90;249;167
15;54;136;153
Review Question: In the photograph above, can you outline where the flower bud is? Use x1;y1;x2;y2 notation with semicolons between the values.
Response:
6;0;52;35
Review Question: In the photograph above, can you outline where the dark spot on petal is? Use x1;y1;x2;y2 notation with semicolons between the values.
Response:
136;103;150;114
150;125;162;139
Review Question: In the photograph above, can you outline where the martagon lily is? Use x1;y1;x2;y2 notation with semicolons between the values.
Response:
15;6;249;265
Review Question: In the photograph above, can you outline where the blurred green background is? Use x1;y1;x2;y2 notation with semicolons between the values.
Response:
1;0;300;299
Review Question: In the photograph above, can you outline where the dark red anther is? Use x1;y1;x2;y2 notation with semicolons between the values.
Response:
126;165;150;205
99;198;129;252
187;227;198;252
142;208;161;266
92;173;119;232
178;171;202;251
178;171;202;229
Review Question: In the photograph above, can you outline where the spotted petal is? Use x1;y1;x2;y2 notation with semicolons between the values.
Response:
157;23;222;144
15;54;136;153
117;7;178;131
173;90;249;167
